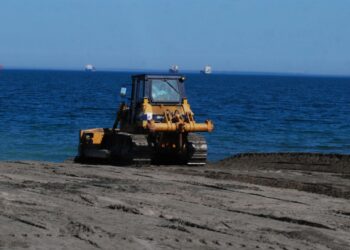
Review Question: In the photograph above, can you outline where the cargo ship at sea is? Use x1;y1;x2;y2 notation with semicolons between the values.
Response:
169;65;179;73
200;65;212;74
85;64;96;72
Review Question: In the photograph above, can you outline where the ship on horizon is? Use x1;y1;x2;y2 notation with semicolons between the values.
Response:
200;65;212;74
169;65;179;73
85;64;96;72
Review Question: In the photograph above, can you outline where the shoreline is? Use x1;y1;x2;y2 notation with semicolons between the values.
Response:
3;151;350;166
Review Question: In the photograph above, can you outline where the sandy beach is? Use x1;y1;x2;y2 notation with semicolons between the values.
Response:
0;153;349;249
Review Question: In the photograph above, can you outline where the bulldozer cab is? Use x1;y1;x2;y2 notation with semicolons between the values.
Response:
130;74;186;104
127;74;186;124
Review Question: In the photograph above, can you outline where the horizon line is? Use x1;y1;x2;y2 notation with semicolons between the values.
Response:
1;66;350;78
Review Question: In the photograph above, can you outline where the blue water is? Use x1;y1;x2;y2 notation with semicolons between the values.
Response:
0;70;349;162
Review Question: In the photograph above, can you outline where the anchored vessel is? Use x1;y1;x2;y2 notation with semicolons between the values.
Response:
77;74;214;165
200;65;212;74
85;64;96;72
169;65;179;73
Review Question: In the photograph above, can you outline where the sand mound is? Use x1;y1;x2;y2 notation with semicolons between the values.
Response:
216;152;350;173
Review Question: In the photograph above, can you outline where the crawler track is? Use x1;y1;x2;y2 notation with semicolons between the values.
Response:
79;132;208;166
112;133;152;166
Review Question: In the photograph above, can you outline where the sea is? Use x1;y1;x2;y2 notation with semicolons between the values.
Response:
0;70;349;162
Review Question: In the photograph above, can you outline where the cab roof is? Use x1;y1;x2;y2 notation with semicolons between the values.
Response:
132;74;185;80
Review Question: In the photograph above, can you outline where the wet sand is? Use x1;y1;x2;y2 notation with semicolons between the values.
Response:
0;153;349;249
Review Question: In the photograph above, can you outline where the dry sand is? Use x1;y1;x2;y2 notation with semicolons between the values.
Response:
0;153;349;250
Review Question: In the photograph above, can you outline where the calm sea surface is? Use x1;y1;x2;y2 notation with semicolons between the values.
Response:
0;70;349;162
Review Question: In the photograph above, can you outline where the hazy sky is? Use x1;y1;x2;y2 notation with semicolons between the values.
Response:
1;0;350;75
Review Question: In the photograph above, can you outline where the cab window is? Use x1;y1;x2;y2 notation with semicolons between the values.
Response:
151;79;180;102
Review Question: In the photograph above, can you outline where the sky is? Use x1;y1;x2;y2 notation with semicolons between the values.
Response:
0;0;350;75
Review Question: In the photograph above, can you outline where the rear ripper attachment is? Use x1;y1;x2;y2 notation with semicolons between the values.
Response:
76;74;213;165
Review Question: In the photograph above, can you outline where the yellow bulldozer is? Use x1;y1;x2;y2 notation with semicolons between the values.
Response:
76;74;214;165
